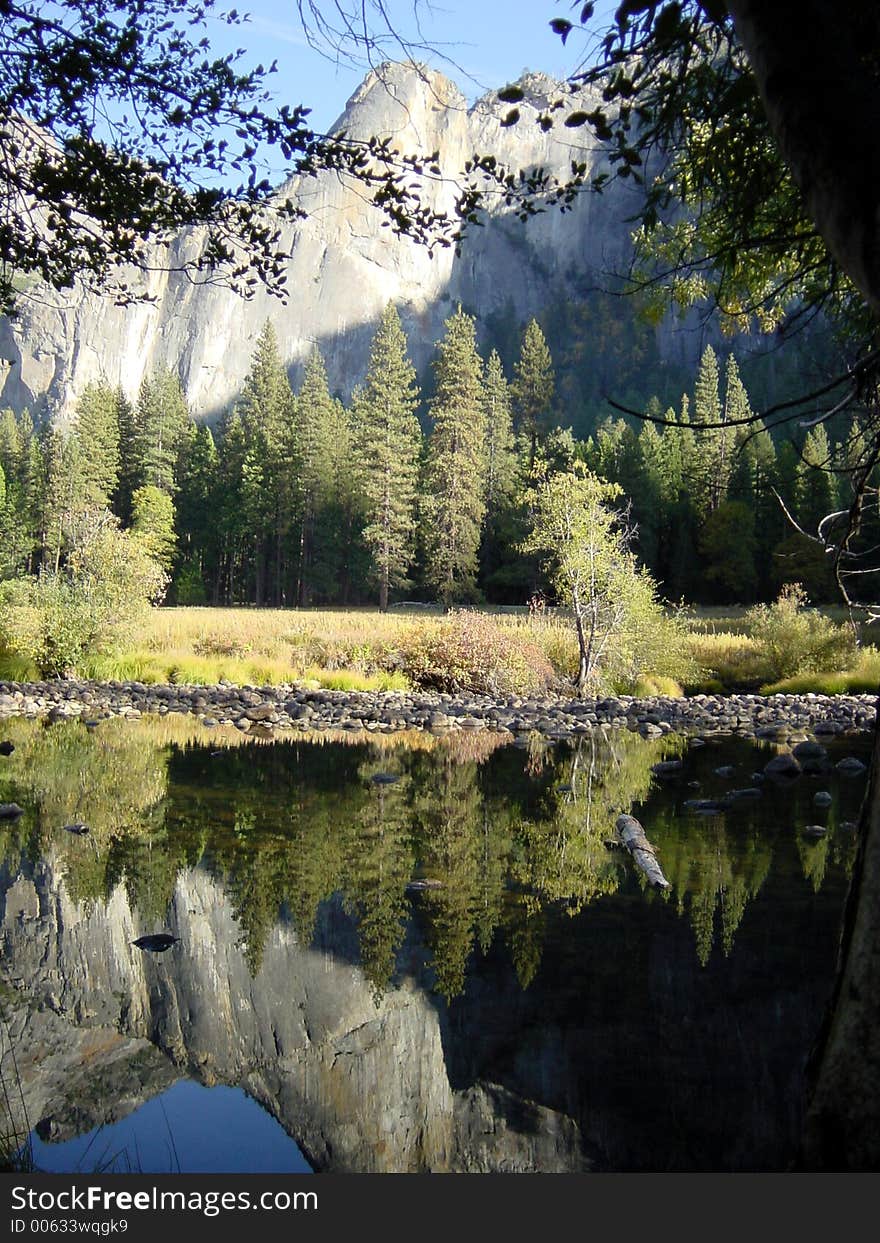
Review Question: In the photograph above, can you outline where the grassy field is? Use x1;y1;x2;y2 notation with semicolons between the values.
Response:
2;602;878;696
101;604;880;695
103;605;580;691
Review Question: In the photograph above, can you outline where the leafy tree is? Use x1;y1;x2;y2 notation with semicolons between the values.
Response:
521;468;668;693
130;484;177;572
745;583;856;682
422;307;487;605
355;304;422;611
0;509;167;676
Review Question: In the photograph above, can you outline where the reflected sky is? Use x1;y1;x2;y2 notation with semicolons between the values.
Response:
30;1081;312;1175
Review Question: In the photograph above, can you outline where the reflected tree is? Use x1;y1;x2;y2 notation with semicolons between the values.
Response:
346;761;415;1001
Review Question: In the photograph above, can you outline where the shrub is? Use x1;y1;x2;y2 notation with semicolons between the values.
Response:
745;584;857;682
603;600;700;694
399;609;555;696
0;510;167;678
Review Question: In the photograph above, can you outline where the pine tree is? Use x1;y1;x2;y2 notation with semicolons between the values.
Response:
314;396;366;604
235;321;295;603
0;409;41;574
483;350;517;510
689;345;732;518
512;318;555;471
72;381;121;508
174;423;219;603
729;413;777;599
0;407;23;483
215;411;249;602
291;348;335;605
355;305;422;611
39;423;69;573
667;394;700;600
133;369;190;495
0;458;22;578
422;307;487;605
480;349;518;593
114;386;139;523
798;426;835;533
633;419;666;574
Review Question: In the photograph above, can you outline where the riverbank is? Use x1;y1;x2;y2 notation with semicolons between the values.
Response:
0;680;876;742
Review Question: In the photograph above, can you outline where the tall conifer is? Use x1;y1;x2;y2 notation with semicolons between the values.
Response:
72;381;121;509
512;319;555;472
356;304;422;611
422;307;487;604
133;368;190;494
292;347;335;604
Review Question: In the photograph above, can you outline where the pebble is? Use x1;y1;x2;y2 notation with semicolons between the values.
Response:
0;681;875;746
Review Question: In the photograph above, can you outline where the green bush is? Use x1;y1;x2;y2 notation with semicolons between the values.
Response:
604;599;700;694
399;609;555;696
745;584;857;682
0;510;167;678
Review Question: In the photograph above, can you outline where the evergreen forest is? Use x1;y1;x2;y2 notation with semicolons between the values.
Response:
0;303;864;612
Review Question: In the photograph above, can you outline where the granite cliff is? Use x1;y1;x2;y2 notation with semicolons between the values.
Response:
0;62;639;424
0;854;592;1173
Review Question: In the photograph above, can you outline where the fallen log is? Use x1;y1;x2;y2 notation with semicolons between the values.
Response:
615;814;671;890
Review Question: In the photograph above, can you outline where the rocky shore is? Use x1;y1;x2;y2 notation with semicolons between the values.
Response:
0;679;876;742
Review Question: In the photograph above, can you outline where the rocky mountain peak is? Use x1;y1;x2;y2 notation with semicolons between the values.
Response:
0;60;630;425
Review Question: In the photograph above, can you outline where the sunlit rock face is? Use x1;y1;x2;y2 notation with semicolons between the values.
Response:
0;63;635;424
0;856;591;1173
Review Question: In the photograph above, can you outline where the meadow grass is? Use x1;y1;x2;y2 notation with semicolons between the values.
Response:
760;646;880;695
2;603;878;695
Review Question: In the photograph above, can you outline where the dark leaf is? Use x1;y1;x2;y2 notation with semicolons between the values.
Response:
549;17;573;43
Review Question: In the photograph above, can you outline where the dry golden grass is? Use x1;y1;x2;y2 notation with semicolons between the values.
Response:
42;604;876;695
131;605;580;689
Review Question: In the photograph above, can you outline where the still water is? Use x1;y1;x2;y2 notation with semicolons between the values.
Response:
0;715;869;1171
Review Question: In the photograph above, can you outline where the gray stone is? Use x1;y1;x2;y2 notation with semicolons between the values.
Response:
763;752;802;778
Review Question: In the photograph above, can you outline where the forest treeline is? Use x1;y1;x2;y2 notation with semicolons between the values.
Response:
0;303;862;609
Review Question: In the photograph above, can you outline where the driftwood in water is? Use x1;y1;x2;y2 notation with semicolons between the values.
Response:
615;814;671;890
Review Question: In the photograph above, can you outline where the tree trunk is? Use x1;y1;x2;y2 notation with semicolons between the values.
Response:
726;1;880;1167
615;814;671;890
799;695;880;1169
727;1;880;317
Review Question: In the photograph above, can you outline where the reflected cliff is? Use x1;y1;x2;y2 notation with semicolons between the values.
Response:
0;716;868;1171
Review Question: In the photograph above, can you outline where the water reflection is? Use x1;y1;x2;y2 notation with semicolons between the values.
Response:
0;715;869;1171
32;1081;311;1174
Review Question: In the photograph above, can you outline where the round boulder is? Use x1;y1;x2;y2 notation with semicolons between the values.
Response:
763;752;802;779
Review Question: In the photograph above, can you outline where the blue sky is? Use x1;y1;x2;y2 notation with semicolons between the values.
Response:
208;1;617;134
